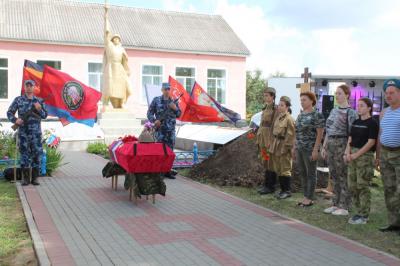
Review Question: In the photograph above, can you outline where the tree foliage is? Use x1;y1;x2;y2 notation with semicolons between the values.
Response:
246;69;267;119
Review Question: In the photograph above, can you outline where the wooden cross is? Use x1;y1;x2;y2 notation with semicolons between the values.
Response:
301;67;311;83
296;67;316;92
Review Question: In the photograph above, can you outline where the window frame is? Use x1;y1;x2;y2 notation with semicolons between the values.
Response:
140;64;165;104
174;66;196;93
87;61;103;92
0;56;9;101
206;68;228;105
36;59;62;70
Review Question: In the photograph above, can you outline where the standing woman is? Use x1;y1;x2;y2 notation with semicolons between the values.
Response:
270;96;296;199
321;84;358;216
344;98;378;224
257;87;279;194
294;92;325;207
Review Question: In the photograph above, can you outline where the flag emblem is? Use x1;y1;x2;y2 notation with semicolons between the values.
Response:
62;81;85;110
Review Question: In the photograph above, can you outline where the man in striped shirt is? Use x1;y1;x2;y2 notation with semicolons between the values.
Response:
377;78;400;233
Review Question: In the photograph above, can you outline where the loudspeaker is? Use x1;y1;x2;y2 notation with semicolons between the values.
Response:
322;95;334;120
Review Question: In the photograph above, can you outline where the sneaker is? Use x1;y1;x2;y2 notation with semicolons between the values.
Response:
349;215;368;225
332;208;349;216
323;206;339;214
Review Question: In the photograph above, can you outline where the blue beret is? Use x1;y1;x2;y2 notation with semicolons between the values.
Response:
24;80;35;86
161;82;171;89
383;79;400;92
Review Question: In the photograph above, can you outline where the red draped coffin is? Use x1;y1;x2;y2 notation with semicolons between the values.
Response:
109;140;175;173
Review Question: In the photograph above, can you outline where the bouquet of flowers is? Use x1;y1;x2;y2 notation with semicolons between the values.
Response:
261;147;270;161
139;121;155;143
43;129;61;149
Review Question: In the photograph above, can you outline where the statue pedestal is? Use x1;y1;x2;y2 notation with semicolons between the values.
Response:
98;109;142;144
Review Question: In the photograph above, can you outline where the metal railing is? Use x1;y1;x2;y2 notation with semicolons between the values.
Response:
173;150;215;168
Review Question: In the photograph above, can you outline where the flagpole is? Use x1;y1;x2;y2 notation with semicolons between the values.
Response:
12;129;19;183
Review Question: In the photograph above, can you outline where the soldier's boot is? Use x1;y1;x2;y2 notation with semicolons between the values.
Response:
21;168;30;186
258;171;276;195
277;176;292;200
31;168;40;186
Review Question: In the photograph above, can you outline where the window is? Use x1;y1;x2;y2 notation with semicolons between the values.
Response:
207;69;226;104
37;60;61;70
88;63;103;91
142;65;163;101
0;58;8;99
175;67;195;92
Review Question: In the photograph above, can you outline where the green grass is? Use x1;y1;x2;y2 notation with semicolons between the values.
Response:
0;181;32;262
184;171;400;258
214;179;400;258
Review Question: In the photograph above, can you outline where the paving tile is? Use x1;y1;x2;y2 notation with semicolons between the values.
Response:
23;151;400;266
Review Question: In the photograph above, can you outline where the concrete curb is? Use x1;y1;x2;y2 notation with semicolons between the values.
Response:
17;183;51;266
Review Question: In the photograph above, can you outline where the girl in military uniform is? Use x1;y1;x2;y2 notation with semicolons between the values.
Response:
321;84;358;216
270;96;296;199
257;87;279;194
344;98;378;224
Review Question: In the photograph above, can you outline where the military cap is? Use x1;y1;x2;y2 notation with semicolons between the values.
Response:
383;79;400;92
24;80;35;86
111;34;121;42
280;96;291;103
162;82;171;90
264;87;276;94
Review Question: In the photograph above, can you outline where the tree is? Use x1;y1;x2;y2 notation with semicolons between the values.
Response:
269;70;286;78
246;69;267;119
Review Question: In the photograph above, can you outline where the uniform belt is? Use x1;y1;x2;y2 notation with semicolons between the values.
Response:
329;135;347;139
381;145;400;151
261;121;272;127
273;135;285;140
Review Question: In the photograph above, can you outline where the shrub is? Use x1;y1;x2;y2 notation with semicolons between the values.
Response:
87;142;109;159
45;146;63;176
0;131;17;160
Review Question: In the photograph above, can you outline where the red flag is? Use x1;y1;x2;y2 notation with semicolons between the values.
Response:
168;76;190;118
41;65;102;127
180;103;224;122
192;82;241;122
168;76;223;122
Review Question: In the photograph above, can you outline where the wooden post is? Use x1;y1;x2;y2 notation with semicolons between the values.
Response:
152;194;155;204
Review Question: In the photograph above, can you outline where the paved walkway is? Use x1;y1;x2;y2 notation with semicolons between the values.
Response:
21;151;400;266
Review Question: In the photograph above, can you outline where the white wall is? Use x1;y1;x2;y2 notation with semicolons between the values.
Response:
268;77;303;120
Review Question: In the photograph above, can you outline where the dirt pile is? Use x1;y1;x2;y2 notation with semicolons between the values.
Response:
189;134;265;187
188;133;329;191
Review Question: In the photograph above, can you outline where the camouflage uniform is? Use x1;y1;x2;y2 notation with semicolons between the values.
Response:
325;107;358;210
380;147;400;226
147;96;181;149
295;110;325;200
270;110;295;195
348;148;374;217
7;95;48;183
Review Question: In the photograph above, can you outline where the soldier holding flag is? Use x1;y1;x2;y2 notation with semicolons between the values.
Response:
7;80;48;185
147;82;181;178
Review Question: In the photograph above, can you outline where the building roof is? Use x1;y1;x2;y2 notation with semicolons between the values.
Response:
0;0;250;56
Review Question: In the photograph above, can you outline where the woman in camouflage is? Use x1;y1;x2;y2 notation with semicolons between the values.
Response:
270;96;296;199
294;92;325;207
321;84;358;216
344;98;378;224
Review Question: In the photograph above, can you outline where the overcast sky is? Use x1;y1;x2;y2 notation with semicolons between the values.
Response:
79;0;400;77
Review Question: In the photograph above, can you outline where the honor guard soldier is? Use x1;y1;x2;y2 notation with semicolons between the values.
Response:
147;82;181;179
7;80;48;185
